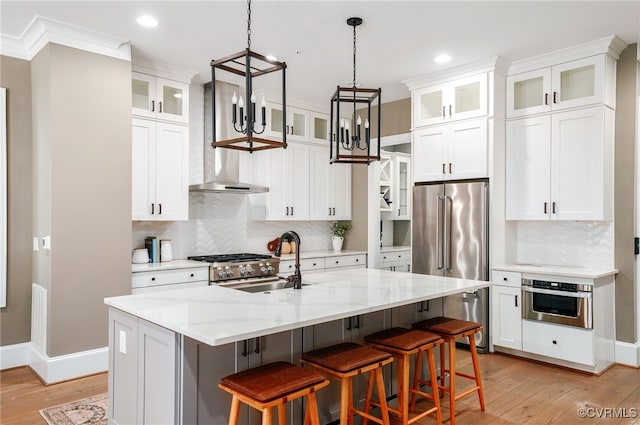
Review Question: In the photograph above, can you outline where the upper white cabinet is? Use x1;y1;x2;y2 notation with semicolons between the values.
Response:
309;144;352;220
413;118;487;182
132;118;189;221
412;73;488;127
132;72;189;124
507;55;613;118
506;106;613;221
265;102;309;142
309;112;331;144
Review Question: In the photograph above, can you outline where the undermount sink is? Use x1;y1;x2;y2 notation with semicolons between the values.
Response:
230;280;309;293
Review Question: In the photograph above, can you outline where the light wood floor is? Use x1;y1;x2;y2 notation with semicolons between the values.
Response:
1;352;639;424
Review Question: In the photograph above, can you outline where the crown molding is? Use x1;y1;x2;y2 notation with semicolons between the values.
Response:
403;56;509;91
508;35;627;76
132;57;198;84
0;15;130;61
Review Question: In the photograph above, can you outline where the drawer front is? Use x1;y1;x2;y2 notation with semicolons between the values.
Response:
325;254;366;269
491;270;522;287
280;258;325;274
381;250;410;263
132;280;209;294
522;320;594;365
132;267;209;288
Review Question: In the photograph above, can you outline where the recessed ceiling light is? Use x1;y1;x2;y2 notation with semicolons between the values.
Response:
136;15;158;28
434;54;452;64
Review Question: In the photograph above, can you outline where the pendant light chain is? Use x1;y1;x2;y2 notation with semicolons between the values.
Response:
247;0;252;49
352;23;357;88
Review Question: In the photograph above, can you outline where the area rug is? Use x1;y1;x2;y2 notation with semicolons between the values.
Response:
39;393;107;425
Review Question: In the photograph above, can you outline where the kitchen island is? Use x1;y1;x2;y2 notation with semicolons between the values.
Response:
105;268;489;425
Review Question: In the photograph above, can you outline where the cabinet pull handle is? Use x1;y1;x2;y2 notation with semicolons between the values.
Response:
241;340;248;357
159;101;163;113
442;163;446;174
329;207;332;216
158;203;162;215
285;125;290;134
442;106;446;118
417;302;423;313
449;105;452;116
254;337;260;354
515;295;518;307
544;93;549;105
333;207;336;215
151;203;155;214
346;317;353;331
449;163;452;174
151;100;155;112
355;315;361;329
552;202;556;214
553;91;558;104
544;202;548;214
286;206;289;216
398;208;400;216
291;206;294;215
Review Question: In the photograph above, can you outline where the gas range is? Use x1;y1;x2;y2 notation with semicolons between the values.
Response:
187;253;280;285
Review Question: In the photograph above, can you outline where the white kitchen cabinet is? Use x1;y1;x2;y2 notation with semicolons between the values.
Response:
131;267;209;294
392;153;411;220
265;102;309;142
412;73;488;128
132;118;189;221
380;249;411;272
279;258;325;276
522;320;594;366
413;118;487;182
506;106;613;221
109;309;179;425
507;55;612;118
323;254;367;270
132;72;189;124
491;285;522;351
310;111;330;144
309;144;352;220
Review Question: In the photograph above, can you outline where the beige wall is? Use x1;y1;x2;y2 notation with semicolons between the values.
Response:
0;55;33;346
614;44;638;344
31;44;132;356
363;98;411;139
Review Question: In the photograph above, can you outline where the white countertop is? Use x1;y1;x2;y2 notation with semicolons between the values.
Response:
131;259;208;273
493;264;618;279
105;268;488;347
380;246;411;253
277;249;367;261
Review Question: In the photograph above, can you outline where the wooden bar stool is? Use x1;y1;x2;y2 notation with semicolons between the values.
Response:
364;327;444;425
412;317;485;425
300;342;394;425
218;361;329;425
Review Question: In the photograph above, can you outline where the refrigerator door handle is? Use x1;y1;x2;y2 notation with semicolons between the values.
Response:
436;195;444;270
444;195;452;270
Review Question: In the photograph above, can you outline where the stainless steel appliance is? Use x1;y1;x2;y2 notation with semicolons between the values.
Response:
522;278;593;329
412;179;489;352
188;253;281;288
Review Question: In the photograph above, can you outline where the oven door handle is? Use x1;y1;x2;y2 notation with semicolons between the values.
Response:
522;286;592;298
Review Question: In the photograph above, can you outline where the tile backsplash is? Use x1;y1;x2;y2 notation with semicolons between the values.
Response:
516;221;614;269
132;194;336;259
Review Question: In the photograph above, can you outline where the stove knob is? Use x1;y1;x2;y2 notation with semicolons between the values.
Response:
245;266;254;274
260;266;267;273
217;267;225;278
265;263;275;273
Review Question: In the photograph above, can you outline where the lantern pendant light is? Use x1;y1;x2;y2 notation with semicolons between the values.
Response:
330;17;381;165
210;0;287;152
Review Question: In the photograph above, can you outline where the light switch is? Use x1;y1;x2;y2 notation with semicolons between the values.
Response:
119;330;127;354
42;236;51;250
33;237;39;251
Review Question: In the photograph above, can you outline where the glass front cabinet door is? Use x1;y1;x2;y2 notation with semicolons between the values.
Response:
132;72;189;124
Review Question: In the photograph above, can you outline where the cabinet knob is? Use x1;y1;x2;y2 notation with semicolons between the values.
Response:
151;277;156;281
503;277;507;281
190;273;194;277
313;263;316;266
335;261;339;264
552;340;557;345
355;258;359;262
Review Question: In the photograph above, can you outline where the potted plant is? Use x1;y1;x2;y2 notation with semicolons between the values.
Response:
330;222;352;252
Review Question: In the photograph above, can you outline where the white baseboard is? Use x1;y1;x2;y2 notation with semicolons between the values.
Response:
615;340;640;367
29;345;108;384
0;342;31;370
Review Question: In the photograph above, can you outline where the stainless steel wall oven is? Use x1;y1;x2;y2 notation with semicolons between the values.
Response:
522;278;593;329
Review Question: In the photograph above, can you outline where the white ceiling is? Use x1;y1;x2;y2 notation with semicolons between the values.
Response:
2;1;639;106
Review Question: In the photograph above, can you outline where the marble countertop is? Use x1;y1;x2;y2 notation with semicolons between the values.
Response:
277;249;367;261
105;268;488;347
131;259;209;273
380;246;411;253
493;264;618;279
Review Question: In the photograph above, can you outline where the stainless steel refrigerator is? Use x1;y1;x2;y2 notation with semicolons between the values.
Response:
412;179;489;352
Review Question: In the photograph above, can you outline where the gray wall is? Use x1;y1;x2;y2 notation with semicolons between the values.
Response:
0;55;33;346
351;98;411;250
31;44;132;356
614;44;638;344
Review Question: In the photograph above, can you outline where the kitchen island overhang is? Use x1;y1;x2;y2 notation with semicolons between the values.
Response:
105;268;490;425
105;268;490;347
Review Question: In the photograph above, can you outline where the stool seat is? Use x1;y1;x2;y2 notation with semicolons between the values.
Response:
221;361;325;403
413;317;482;336
365;327;441;351
301;342;391;373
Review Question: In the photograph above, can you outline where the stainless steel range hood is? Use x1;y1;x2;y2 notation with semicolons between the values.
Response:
189;81;268;194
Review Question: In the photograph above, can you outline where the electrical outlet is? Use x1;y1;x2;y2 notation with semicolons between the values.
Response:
33;237;39;251
119;330;127;354
42;236;51;250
